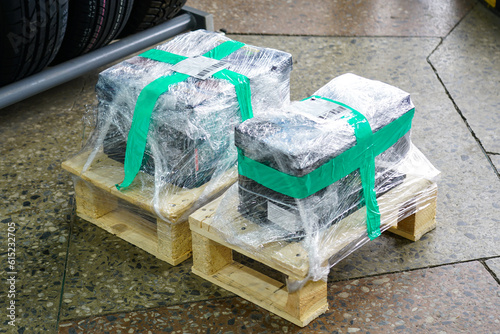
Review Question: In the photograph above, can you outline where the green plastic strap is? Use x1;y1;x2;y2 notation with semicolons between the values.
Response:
213;70;253;121
116;73;190;189
116;40;251;190
204;40;253;120
317;96;381;239
139;40;245;63
238;96;415;240
140;49;186;64
203;40;245;60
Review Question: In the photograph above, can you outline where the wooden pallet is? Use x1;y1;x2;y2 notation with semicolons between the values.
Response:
189;176;437;326
62;150;237;266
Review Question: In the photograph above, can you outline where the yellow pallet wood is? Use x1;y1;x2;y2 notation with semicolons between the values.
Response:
62;150;236;266
189;176;437;326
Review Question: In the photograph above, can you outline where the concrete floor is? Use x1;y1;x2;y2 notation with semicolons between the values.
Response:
1;0;500;333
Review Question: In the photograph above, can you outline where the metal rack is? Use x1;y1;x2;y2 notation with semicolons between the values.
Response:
0;6;213;110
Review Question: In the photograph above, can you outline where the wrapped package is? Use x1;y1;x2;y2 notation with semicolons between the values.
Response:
210;73;440;287
82;29;292;220
61;29;292;265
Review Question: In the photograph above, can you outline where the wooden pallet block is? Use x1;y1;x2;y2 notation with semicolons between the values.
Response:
387;184;438;241
189;176;437;326
62;150;237;266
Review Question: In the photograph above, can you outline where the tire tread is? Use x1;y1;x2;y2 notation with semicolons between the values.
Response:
0;0;68;87
118;0;187;37
52;0;134;64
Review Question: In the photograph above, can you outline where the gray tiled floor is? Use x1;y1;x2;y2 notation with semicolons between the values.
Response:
429;5;500;155
187;0;476;36
492;154;500;172
58;262;500;334
0;1;499;333
486;257;500;279
1;75;90;332
59;219;232;320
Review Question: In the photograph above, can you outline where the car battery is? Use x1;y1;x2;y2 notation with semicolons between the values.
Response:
95;29;292;189
235;74;415;239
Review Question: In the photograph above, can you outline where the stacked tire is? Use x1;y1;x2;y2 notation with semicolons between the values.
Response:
0;0;188;87
0;0;68;87
52;0;135;64
119;0;187;38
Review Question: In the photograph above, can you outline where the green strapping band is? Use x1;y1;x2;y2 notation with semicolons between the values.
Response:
212;70;252;121
238;96;415;239
116;40;252;190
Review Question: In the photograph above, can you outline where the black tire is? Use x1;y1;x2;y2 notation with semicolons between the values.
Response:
118;0;187;38
0;0;68;87
51;0;134;64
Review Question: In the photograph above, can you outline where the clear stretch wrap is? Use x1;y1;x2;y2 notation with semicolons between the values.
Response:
210;73;440;290
78;29;292;223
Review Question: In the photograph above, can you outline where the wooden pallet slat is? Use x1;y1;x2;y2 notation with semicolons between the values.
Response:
191;232;328;327
189;176;438;326
62;150;237;266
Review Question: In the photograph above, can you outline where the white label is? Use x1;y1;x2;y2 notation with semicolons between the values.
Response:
299;98;350;120
171;56;228;80
318;103;350;119
267;201;301;233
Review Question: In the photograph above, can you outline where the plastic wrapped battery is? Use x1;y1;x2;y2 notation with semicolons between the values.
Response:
78;29;292;223
210;73;440;289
